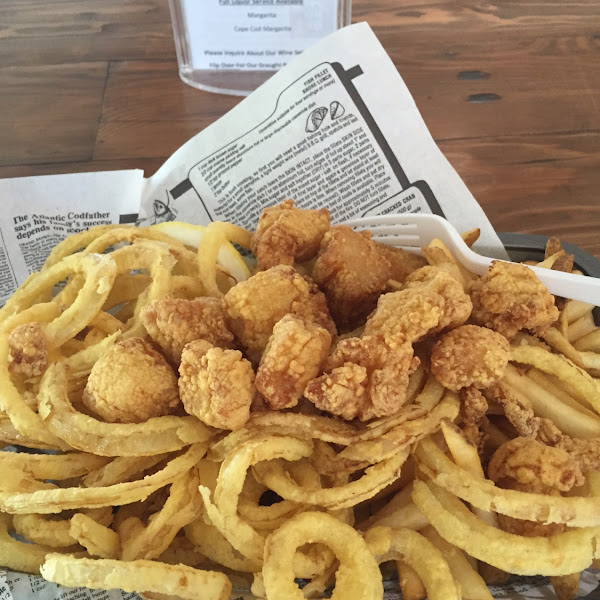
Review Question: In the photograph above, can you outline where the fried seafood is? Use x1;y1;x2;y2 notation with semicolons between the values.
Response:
376;244;428;284
312;226;391;327
364;289;444;342
256;314;331;410
83;338;180;423
141;297;234;364
304;334;419;421
222;265;335;363
178;342;255;430
403;266;472;331
8;322;48;380
364;266;471;342
251;200;330;270
488;437;584;537
470;261;559;339
431;325;510;391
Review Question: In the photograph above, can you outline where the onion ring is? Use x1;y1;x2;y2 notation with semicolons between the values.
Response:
415;437;600;526
364;526;460;600
262;511;383;600
40;554;232;600
38;362;212;456
412;479;600;576
254;446;410;509
120;467;203;561
0;513;52;574
0;451;109;481
0;442;207;514
69;513;120;558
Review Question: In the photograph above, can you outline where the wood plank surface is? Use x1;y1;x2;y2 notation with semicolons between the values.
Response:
1;0;599;259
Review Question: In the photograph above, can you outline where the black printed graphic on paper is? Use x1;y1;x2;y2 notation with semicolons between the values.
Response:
136;192;179;226
166;60;445;225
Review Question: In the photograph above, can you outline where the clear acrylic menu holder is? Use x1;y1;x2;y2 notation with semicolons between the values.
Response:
169;0;352;96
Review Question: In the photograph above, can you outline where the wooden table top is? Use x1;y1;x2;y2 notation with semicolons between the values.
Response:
1;1;599;259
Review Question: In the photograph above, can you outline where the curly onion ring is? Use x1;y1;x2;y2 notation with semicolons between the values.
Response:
120;466;203;561
0;442;208;514
262;511;383;600
415;437;600;527
364;526;460;600
0;513;53;574
40;554;231;600
412;479;600;576
253;446;410;510
69;513;120;559
199;435;312;562
38;362;212;457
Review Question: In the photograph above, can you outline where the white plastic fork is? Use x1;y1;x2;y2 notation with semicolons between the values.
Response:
344;213;600;305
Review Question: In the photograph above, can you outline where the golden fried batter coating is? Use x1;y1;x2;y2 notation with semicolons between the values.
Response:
178;342;255;430
83;338;180;423
488;437;584;537
364;289;445;342
431;325;510;391
8;322;48;380
256;314;331;410
304;334;419;421
489;437;583;494
377;244;428;284
222;265;335;363
304;276;338;340
404;266;472;331
312;226;391;328
141;297;234;364
251;200;330;270
470;261;559;339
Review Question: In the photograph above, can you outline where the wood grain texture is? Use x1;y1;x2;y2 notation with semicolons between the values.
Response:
0;63;108;165
0;0;599;258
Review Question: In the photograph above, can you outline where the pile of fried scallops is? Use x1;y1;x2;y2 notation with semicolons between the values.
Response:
1;199;600;600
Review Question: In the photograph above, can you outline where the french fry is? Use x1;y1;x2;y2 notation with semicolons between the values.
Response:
541;326;585;368
574;328;600;353
460;228;481;248
421;525;493;600
502;365;600;438
550;572;581;600
396;561;427;600
509;345;600;415
527;368;597;415
568;312;597;343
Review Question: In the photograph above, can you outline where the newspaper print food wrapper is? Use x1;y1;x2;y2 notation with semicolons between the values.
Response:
0;21;597;600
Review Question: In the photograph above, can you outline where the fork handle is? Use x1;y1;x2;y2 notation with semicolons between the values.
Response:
462;247;600;305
